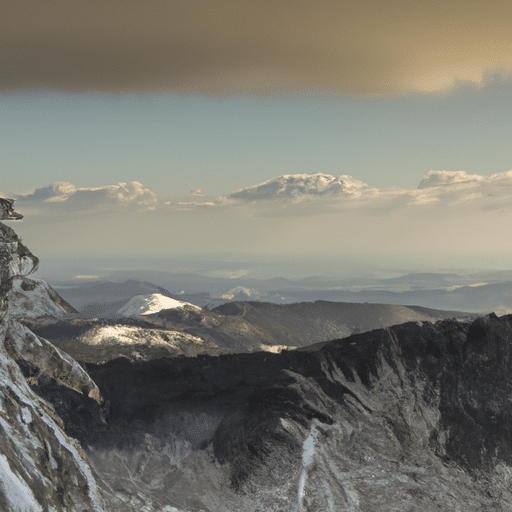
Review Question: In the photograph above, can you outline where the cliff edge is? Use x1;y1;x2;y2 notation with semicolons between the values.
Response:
0;206;105;511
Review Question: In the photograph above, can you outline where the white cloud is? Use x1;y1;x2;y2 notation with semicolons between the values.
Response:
20;182;77;202
10;170;512;269
68;182;158;211
207;169;512;217
489;170;512;182
411;169;512;210
12;171;512;222
162;169;512;218
225;173;369;203
417;170;486;189
17;181;157;213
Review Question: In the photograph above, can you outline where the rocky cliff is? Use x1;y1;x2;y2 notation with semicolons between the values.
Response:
0;219;105;511
0;198;23;221
3;213;512;510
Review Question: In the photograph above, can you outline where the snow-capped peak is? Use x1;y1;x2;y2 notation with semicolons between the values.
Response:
116;293;200;317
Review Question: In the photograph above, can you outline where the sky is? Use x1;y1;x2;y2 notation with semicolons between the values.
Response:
2;1;512;276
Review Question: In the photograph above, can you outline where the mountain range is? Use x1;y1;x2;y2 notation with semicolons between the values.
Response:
23;296;479;364
1;215;512;510
47;266;512;315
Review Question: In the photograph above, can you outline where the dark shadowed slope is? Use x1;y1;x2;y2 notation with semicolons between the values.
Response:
29;313;512;511
217;300;479;332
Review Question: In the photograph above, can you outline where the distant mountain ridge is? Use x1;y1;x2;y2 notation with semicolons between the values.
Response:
50;268;512;314
26;299;480;364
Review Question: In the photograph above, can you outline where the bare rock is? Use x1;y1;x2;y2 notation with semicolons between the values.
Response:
0;198;23;221
0;218;107;511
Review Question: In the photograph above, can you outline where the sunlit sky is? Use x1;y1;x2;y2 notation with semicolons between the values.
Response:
2;1;512;273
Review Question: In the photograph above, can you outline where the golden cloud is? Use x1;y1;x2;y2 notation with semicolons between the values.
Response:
3;0;512;95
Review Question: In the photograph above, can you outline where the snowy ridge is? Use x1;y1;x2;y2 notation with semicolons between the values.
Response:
116;293;201;317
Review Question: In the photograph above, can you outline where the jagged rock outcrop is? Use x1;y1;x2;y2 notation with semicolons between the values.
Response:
8;277;78;319
0;198;23;221
0;216;105;511
0;223;76;320
0;223;37;293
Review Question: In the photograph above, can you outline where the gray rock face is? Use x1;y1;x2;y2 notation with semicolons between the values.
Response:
0;198;23;221
8;277;78;320
0;220;105;511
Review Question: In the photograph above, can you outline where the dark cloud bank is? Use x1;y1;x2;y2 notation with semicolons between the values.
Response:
2;0;512;95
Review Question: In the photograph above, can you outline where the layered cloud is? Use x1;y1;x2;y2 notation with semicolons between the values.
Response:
218;170;512;214
19;182;77;202
2;1;512;96
411;170;512;210
17;181;157;213
417;171;486;189
12;170;512;218
8;171;512;266
224;174;369;202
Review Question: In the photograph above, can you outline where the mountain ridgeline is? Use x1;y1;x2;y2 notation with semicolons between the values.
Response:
24;298;479;365
1;214;512;510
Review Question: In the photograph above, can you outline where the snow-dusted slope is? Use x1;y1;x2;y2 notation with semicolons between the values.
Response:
116;293;200;317
8;276;77;319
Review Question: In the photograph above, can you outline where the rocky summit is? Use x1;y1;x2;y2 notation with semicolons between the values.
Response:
2;214;512;510
0;198;23;221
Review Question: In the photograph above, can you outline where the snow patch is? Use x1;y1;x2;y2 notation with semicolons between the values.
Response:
0;454;42;512
20;407;32;425
259;344;294;353
45;442;59;471
78;324;206;348
218;286;262;300
161;438;192;467
297;423;321;510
